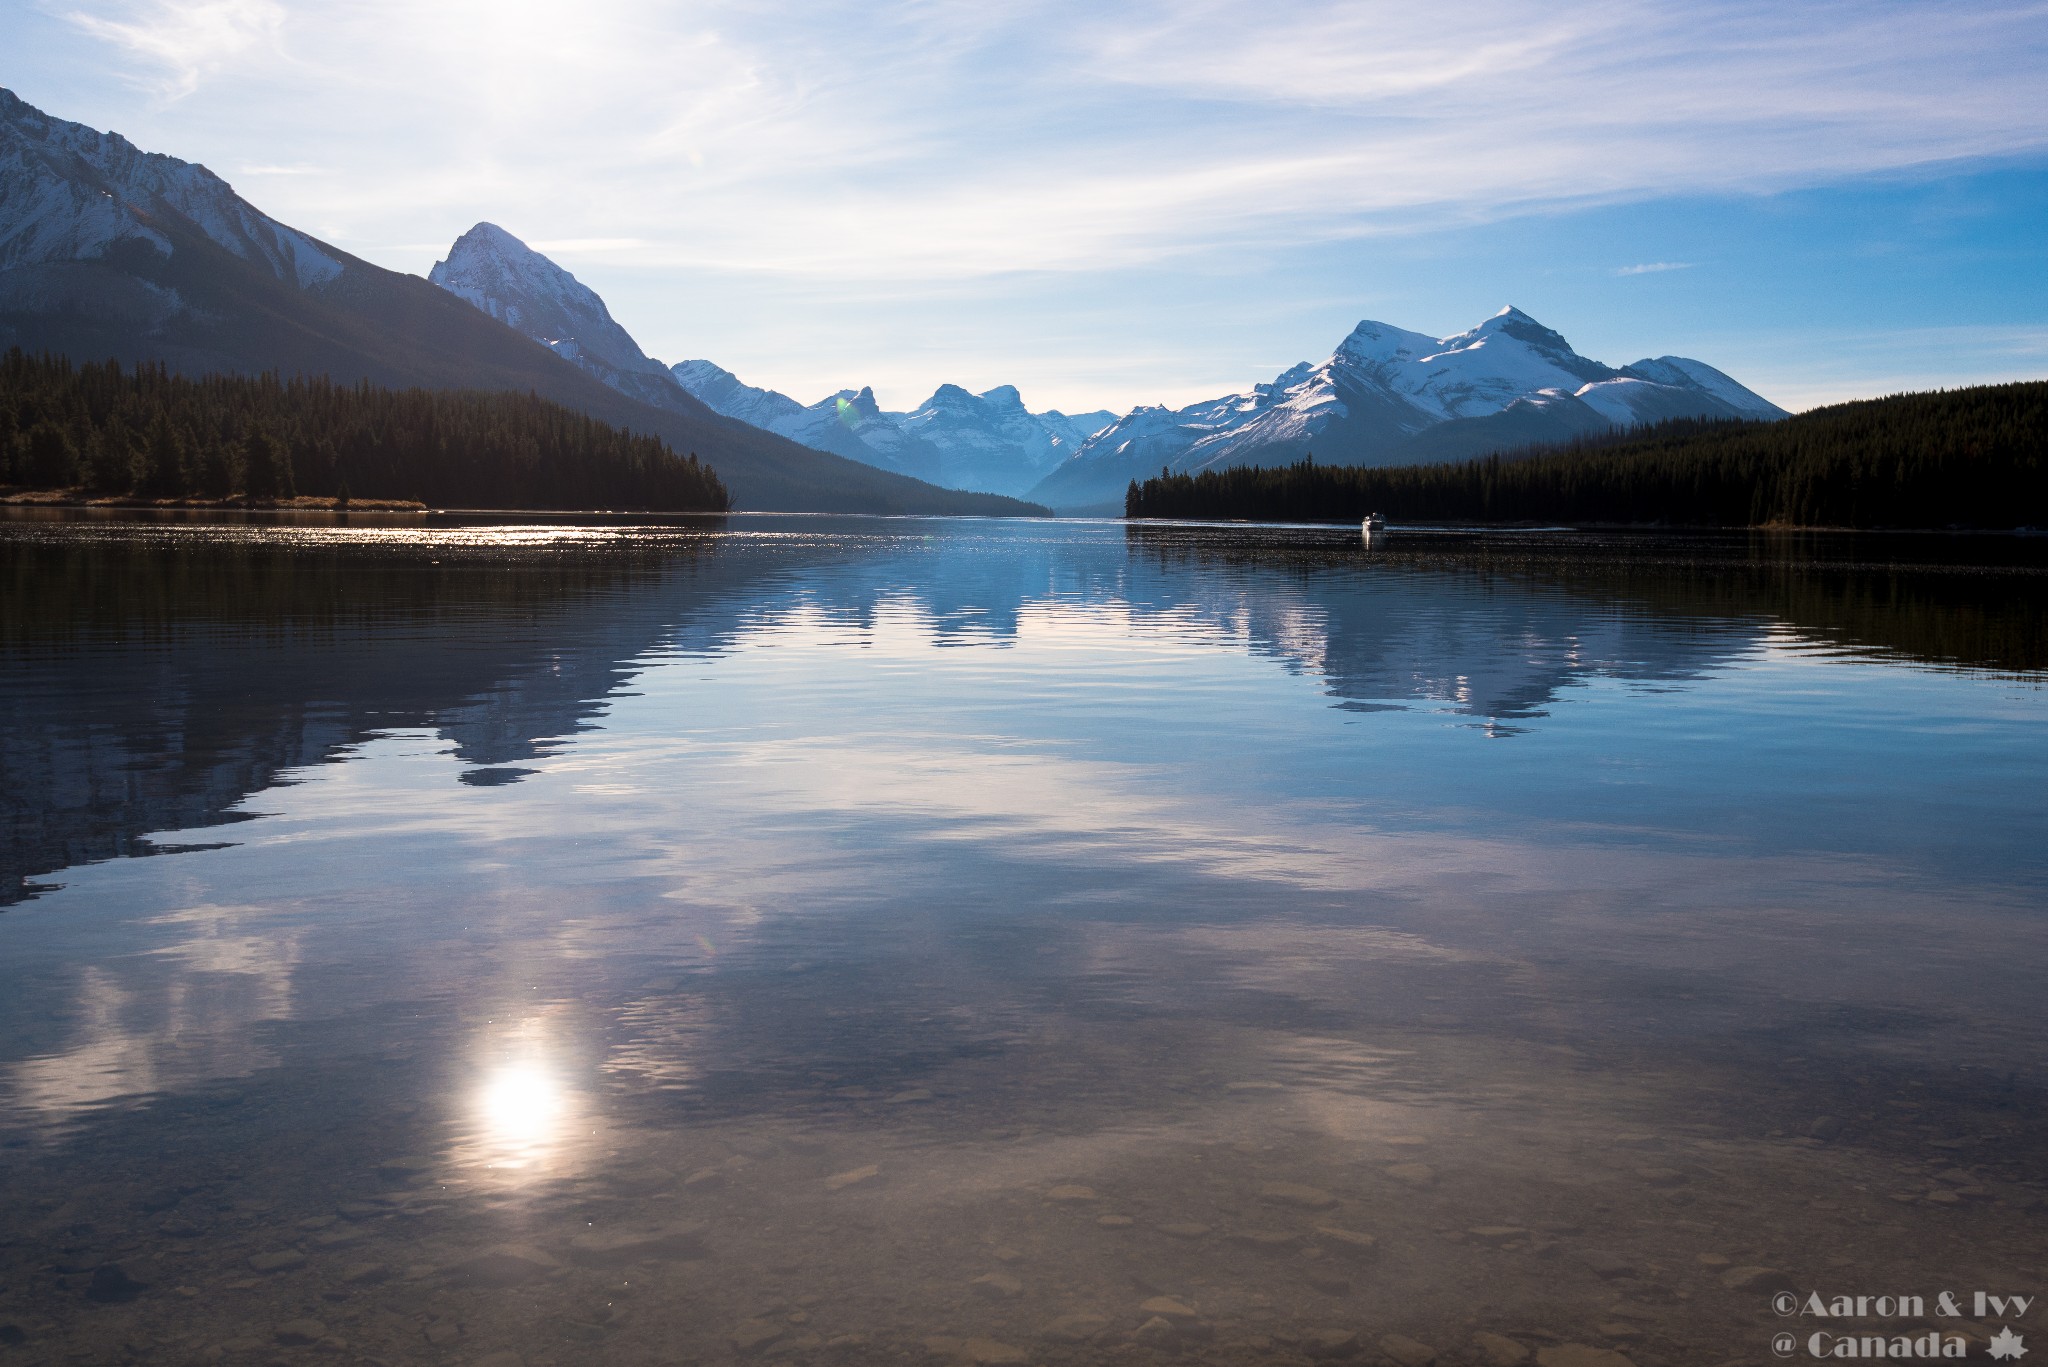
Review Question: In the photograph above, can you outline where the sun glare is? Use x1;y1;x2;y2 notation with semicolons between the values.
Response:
478;1061;565;1150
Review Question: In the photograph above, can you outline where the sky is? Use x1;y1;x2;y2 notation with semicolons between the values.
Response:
7;0;2048;415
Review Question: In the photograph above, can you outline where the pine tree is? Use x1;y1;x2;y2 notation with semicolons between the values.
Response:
24;422;80;488
241;428;292;501
194;435;236;499
139;414;187;498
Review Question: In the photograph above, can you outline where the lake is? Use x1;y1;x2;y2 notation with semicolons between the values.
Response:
1;513;2044;1366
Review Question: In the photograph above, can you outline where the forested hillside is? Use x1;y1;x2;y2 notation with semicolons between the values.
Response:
1125;381;2047;530
0;350;729;511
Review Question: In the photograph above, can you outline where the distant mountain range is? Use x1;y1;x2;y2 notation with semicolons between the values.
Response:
670;360;1114;498
445;216;1785;514
0;88;1040;515
425;220;1113;499
0;85;1789;518
1030;309;1788;513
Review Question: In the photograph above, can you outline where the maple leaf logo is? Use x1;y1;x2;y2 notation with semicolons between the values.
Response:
1989;1327;2028;1361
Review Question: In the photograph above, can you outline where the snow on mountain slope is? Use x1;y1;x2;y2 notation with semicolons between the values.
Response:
429;223;694;413
671;362;1107;498
1619;356;1787;419
668;362;940;477
895;384;1066;495
1029;307;1787;512
671;358;809;431
0;86;342;288
1038;407;1118;451
801;388;946;482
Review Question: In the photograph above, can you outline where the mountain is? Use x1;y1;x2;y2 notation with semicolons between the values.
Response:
0;89;1042;516
425;222;1101;499
672;362;945;481
898;384;1115;496
672;361;1114;498
1125;380;2048;531
1028;307;1787;513
427;222;692;415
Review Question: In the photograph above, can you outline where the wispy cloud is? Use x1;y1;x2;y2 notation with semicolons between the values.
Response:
52;0;2048;281
33;0;2048;409
65;0;285;100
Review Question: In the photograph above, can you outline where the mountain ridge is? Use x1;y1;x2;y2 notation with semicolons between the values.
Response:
422;220;1098;500
0;89;1044;516
1028;306;1788;513
670;359;1115;498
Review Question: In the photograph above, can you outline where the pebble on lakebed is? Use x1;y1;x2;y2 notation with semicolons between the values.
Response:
1257;1181;1339;1209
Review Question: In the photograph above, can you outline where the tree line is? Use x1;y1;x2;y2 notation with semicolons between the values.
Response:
1124;381;2047;529
0;350;730;511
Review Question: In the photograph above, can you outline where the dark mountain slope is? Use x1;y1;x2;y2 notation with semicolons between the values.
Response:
0;89;1041;515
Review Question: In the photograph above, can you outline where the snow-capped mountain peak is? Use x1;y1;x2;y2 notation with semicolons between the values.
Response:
668;363;1114;498
429;222;599;329
836;387;888;421
0;85;343;288
1030;306;1789;512
429;223;691;413
1337;321;1438;365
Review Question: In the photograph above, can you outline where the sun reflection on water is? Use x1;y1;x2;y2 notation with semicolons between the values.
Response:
478;1060;567;1151
455;1017;589;1183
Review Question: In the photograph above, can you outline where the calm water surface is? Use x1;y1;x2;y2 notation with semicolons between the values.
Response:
1;515;2045;1367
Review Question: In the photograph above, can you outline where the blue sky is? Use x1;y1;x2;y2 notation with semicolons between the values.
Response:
8;0;2048;414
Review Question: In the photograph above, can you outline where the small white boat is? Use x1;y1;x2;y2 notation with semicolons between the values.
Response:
1362;512;1388;538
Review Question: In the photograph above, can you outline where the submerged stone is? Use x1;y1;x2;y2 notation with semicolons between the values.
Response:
970;1271;1023;1299
1043;1313;1110;1342
1720;1265;1797;1293
824;1164;879;1191
1226;1229;1302;1251
444;1245;558;1287
731;1320;785;1356
565;1224;708;1265
84;1264;146;1303
1313;1225;1379;1257
273;1319;326;1345
247;1250;306;1274
1257;1181;1338;1210
1473;1332;1530;1365
1380;1333;1440;1366
1303;1328;1362;1358
1537;1347;1637;1367
1468;1226;1531;1244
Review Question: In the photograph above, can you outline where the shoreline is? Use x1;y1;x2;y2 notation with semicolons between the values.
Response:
3;489;2039;534
0;489;427;512
1121;515;2046;536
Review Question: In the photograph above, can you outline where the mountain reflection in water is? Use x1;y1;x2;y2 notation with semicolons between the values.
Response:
8;518;2039;907
0;514;2043;1366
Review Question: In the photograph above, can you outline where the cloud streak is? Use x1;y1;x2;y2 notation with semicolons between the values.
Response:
27;0;2048;410
65;0;285;100
51;0;2048;281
